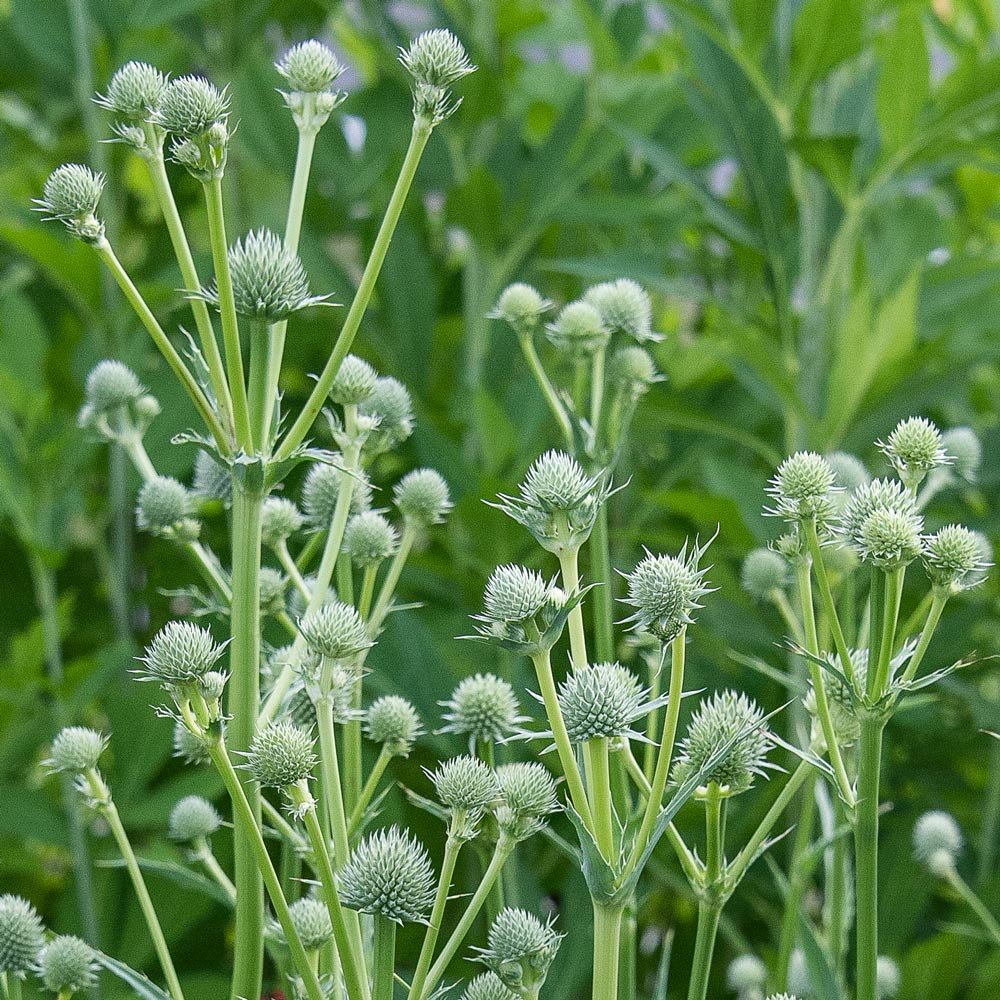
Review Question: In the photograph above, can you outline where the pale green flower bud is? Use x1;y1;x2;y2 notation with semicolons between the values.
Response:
879;416;948;488
298;601;371;660
826;451;870;494
0;895;44;976
96;61;167;121
857;507;924;569
557;662;647;743
430;755;498;832
741;548;790;601
767;452;836;523
584;278;657;343
399;30;475;123
330;354;378;406
136;476;191;534
154;76;229;139
461;973;518;1000
343;511;398;567
545;301;609;358
495;762;558;839
727;954;767;993
261;497;304;548
482;565;548;623
877;956;900;999
394;468;452;526
440;674;522;744
276;40;345;94
286;897;333;951
36;164;105;243
923;524;988;591
85;360;144;413
942;426;981;482
365;696;422;757
338;826;436;923
913;810;962;875
139;621;226;689
168;795;222;842
609;345;659;398
474;908;562;995
191;451;230;502
245;722;317;788
360;376;414;453
47;727;107;774
491;283;551;335
36;935;97;995
259;567;288;618
301;459;372;527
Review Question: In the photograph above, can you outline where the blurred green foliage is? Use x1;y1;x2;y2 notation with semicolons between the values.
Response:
2;1;1000;998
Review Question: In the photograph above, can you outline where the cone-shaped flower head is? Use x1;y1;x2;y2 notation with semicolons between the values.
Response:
360;376;414;453
245;722;317;788
47;727;107;775
441;674;522;745
545;301;609;358
330;354;378;406
338;826;435;923
36;935;97;995
136;476;192;534
557;661;649;743
482;565;549;624
942;426;981;482
298;601;371;660
301;458;372;527
343;511;398;567
584;278;656;342
394;468;452;526
287;897;332;951
139;622;226;689
495;762;558;840
741;548;790;602
856;506;924;569
474;908;562;995
879;416;948;488
621;538;714;643
923;524;989;592
399;30;475;124
169;795;222;842
609;345;660;399
261;497;304;548
365;696;422;757
726;954;767;993
276;40;345;93
36;164;105;242
673;690;771;796
767;451;836;523
491;283;550;335
877;957;900;999
430;756;499;836
0;895;44;976
461;973;519;1000
913;810;963;876
96;61;167;120
154;75;228;138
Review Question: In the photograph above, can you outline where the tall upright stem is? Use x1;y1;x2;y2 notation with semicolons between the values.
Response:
371;916;396;1000
592;903;624;1000
518;331;573;446
686;903;722;1000
409;833;463;1000
557;546;588;669
854;715;885;1000
591;505;615;663
584;738;614;859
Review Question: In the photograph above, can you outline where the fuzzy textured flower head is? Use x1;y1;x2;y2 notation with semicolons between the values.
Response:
96;61;167;121
301;458;373;527
482;565;549;623
169;795;222;842
338;826;435;923
440;674;523;745
913;810;963;875
672;690;772;796
474;907;562;994
879;416;948;487
0;895;44;976
495;762;559;839
461;973;518;1000
136;475;191;534
620;537;715;643
429;755;499;831
47;727;107;775
245;722;317;788
856;506;924;569
545;301;609;358
584;278;658;343
942;426;981;483
191;451;229;502
491;283;551;334
359;376;414;454
153;75;229;139
35;164;105;242
827;451;871;494
839;478;917;550
330;354;378;406
261;497;304;548
923;524;989;592
286;897;332;951
298;601;371;660
85;360;144;415
766;451;837;523
276;40;345;93
399;30;475;123
138;621;226;689
741;547;790;602
609;345;660;398
727;954;767;993
36;935;98;995
343;511;398;567
557;661;652;743
365;696;422;757
394;468;452;526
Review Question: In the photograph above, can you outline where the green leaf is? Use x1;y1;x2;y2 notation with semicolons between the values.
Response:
98;856;233;908
790;0;863;106
790;134;860;202
876;6;930;152
92;952;175;1000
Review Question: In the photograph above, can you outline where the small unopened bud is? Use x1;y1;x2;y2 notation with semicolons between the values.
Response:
136;475;191;534
879;416;948;489
609;345;659;398
545;301;609;358
394;468;452;526
245;722;318;788
495;762;558;838
168;795;222;842
301;459;372;527
767;452;836;522
276;40;345;94
138;621;226;689
877;956;901;999
298;601;371;660
36;935;98;995
429;755;498;831
584;278;656;342
826;451;870;494
330;354;378;406
285;897;332;951
942;426;981;482
96;61;167;121
461;973;518;1000
261;497;304;548
85;360;144;414
741;548;790;602
491;283;550;334
726;954;767;993
359;377;414;453
36;164;105;243
47;727;107;774
365;696;422;757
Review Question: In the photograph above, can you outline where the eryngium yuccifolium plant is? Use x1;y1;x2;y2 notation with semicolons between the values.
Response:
136;475;193;535
440;673;523;746
46;726;107;774
766;451;837;522
609;345;660;399
462;973;519;1000
474;908;562;995
557;661;651;742
276;40;345;94
285;897;333;951
343;511;398;567
491;283;551;334
839;477;918;550
741;547;790;601
545;301;609;358
360;376;415;453
34;164;105;242
244;722;318;788
261;497;305;548
430;756;499;834
482;565;549;623
0;895;45;976
173;720;211;764
298;601;370;659
84;359;144;414
913;810;964;875
827;451;871;493
329;354;378;406
878;416;948;488
942;426;982;482
495;762;559;839
399;29;476;123
153;75;229;139
36;936;98;995
855;506;925;569
583;278;657;342
393;468;453;526
138;621;226;690
338;826;436;923
365;695;422;757
168;795;222;842
301;459;373;526
672;690;771;796
95;60;167;121
923;524;988;592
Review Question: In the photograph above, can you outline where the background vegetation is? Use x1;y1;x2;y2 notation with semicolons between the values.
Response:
2;1;1000;997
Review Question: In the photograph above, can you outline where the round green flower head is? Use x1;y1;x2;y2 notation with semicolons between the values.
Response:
154;75;229;138
923;524;987;591
245;722;318;788
913;810;963;876
673;690;771;796
47;726;107;774
461;973;518;1000
360;376;414;453
545;301;609;358
840;477;917;549
343;511;398;567
298;601;370;660
726;954;767;993
474;908;562;995
37;935;97;995
338;826;436;924
85;360;144;414
139;621;226;688
584;278;656;342
827;451;870;494
394;468;452;526
876;956;901;999
400;29;475;89
36;164;105;242
365;696;422;757
136;476;191;533
169;795;222;842
173;720;210;765
609;345;659;397
557;662;647;743
301;458;373;527
430;755;498;822
0;895;44;975
521;451;595;513
491;283;551;334
440;673;522;744
495;762;558;839
191;451;229;502
741;548;790;602
261;497;304;548
276;40;345;93
286;897;332;951
483;564;548;623
942;426;981;482
330;354;378;406
259;567;288;618
96;61;167;120
767;451;836;522
856;506;924;569
879;416;947;487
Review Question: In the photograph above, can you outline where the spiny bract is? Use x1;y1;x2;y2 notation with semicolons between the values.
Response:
153;75;229;138
482;564;549;623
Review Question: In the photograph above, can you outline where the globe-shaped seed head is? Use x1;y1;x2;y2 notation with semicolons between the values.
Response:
136;476;190;533
942;426;981;482
609;345;658;395
47;727;107;774
287;897;332;950
85;360;144;414
519;451;596;513
276;40;345;93
37;935;97;995
330;354;378;406
365;696;422;757
441;674;521;743
584;278;655;342
399;29;475;88
97;61;167;120
338;826;436;923
913;810;963;875
154;76;229;138
0;895;44;975
261;497;304;548
622;543;712;643
461;973;518;1000
856;507;924;569
38;165;105;222
495;762;558;833
492;283;550;333
726;954;767;992
879;416;947;484
767;451;836;521
741;548;790;601
343;511;398;567
359;376;414;453
876;956;900;999
245;722;317;788
301;459;372;527
545;301;609;358
168;795;222;842
673;690;771;796
477;908;561;993
482;564;548;623
394;468;452;526
430;755;498;817
298;601;370;660
140;621;225;687
557;662;645;742
923;524;987;590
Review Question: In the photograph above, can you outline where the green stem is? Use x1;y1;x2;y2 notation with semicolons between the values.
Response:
358;564;378;620
247;320;273;451
372;916;396;1000
557;546;589;669
193;837;237;902
368;525;417;636
945;865;1000;945
686;902;722;1000
828;793;848;978
854;715;885;1000
317;695;351;866
276;539;310;599
348;746;393;835
276;117;433;462
592;903;624;1000
518;331;573;447
805;518;855;686
591;504;615;663
871;567;904;696
897;591;948;688
285;127;317;253
584;738;614;860
589;346;606;447
772;588;806;646
409;832;463;1000
775;772;817;989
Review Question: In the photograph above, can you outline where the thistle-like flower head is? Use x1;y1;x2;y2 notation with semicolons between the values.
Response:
440;674;522;745
726;954;767;993
913;810;963;876
490;283;551;335
584;278;657;343
36;935;97;995
360;376;415;454
461;973;518;1000
840;478;917;550
46;727;107;775
261;497;304;548
557;661;650;743
394;468;452;526
96;61;167;121
330;354;378;406
286;897;333;951
338;826;436;924
495;762;558;840
741;548;790;602
923;524;989;592
766;452;837;523
138;622;226;689
672;690;771;796
191;451;230;502
169;795;222;842
154;75;229;138
545;301;609;358
36;165;105;242
856;506;924;569
85;360;144;415
276;40;345;93
365;696;422;757
400;29;476;88
136;475;191;534
942;426;981;483
429;755;499;835
482;565;549;623
298;601;371;660
474;908;562;994
0;895;44;976
609;345;660;399
301;458;372;527
879;416;948;488
343;511;398;567
245;722;317;788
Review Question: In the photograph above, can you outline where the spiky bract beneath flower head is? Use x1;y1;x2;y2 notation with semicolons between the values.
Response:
840;477;918;551
85;360;144;414
330;354;378;406
621;539;713;643
913;810;963;875
136;475;191;534
365;696;422;757
482;564;548;623
942;426;981;482
879;416;948;486
609;345;659;397
399;29;475;89
475;908;562;994
856;506;924;569
726;954;767;992
298;601;370;660
430;755;498;824
97;61;167;120
261;497;304;548
461;973;519;1000
673;690;771;796
495;762;558;839
584;278;656;342
557;662;648;742
923;524;988;591
767;451;837;522
545;301;609;358
47;726;107;774
0;895;44;975
153;75;229;138
276;40;345;93
37;935;98;994
343;511;398;567
36;165;105;242
491;283;550;333
139;621;225;689
741;547;790;601
169;795;222;842
245;722;317;788
394;468;452;526
338;826;435;923
286;897;332;951
301;458;372;527
360;376;414;454
441;673;522;744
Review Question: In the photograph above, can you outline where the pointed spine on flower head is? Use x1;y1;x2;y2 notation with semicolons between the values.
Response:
365;695;422;757
298;601;372;660
472;907;563;996
766;451;837;524
922;524;990;593
878;416;949;491
394;468;452;527
439;673;524;748
584;278;660;343
137;621;227;694
428;755;499;839
168;795;222;843
153;75;230;179
276;40;347;132
399;29;476;125
46;727;108;775
461;973;519;1000
244;721;318;789
490;283;552;337
35;164;106;243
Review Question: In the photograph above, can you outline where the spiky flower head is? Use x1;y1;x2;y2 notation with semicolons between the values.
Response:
767;452;836;523
136;475;191;534
360;376;414;454
338;826;435;923
394;468;452;526
441;674;522;745
399;30;475;123
287;897;332;951
726;954;767;993
36;935;97;995
96;61;167;121
923;524;988;591
461;973;519;1000
621;538;714;643
840;477;917;552
491;283;551;334
584;278;657;343
879;416;948;488
673;690;771;796
298;601;371;660
301;458;372;527
173;721;209;764
343;511;398;567
154;75;228;138
47;727;107;775
430;756;499;833
85;360;144;414
261;497;304;548
876;957;900;999
36;164;105;242
609;345;660;399
856;506;924;569
913;810;963;876
245;722;317;788
545;301;609;358
276;40;345;93
741;548;790;602
482;565;549;623
474;908;562;995
0;895;44;976
191;451;230;502
557;662;649;743
495;762;558;840
168;795;222;842
365;696;422;757
139;621;226;689
942;426;981;482
330;354;378;406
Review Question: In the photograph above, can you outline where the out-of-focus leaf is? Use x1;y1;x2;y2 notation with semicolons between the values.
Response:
875;6;930;153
